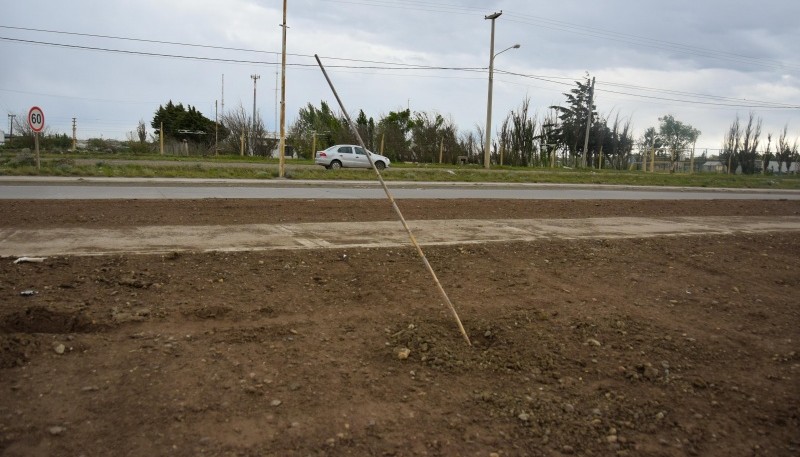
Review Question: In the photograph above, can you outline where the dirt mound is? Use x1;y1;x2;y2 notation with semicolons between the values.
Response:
1;306;95;334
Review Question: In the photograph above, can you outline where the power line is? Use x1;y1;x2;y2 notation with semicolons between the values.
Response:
318;0;798;72
2;27;797;112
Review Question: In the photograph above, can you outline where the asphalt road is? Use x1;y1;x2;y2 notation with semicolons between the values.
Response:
0;177;799;200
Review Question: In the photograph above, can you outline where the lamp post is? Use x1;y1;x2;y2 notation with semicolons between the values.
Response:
483;11;519;169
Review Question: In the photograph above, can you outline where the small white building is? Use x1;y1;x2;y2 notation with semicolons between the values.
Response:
0;130;5;146
765;160;799;173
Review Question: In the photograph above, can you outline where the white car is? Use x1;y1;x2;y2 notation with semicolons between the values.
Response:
315;144;391;170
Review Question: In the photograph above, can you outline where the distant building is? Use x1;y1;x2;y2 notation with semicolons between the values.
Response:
0;130;5;146
702;160;725;173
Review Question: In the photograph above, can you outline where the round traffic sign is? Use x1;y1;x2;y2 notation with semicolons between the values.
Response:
28;106;45;133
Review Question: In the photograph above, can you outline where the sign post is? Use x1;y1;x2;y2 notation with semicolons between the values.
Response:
28;107;44;171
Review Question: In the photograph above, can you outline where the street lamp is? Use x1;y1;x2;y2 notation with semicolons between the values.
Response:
483;10;520;169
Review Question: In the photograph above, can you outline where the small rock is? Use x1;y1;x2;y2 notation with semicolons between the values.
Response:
586;338;602;347
48;426;66;436
81;386;99;392
562;445;575;454
53;344;66;355
607;434;618;444
270;399;282;407
517;412;530;422
396;348;411;360
563;403;575;413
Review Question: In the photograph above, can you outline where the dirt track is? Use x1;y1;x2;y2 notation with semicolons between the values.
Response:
1;199;799;456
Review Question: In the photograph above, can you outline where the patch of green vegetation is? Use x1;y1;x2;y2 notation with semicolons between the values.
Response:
1;151;798;189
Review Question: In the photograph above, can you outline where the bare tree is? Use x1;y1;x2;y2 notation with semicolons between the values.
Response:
738;112;762;174
220;103;276;156
721;116;741;174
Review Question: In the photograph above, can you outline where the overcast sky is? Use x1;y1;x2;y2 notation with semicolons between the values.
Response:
2;0;798;152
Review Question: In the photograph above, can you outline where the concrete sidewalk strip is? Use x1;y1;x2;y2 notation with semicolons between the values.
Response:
1;216;799;257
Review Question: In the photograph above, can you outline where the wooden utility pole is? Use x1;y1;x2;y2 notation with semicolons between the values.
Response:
250;74;260;156
598;146;604;169
311;132;317;159
439;138;444;164
240;132;245;156
650;145;656;172
380;133;385;155
278;0;288;177
159;122;164;155
71;117;77;152
581;76;595;168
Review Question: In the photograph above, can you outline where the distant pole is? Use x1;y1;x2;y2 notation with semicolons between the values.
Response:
251;74;260;156
7;114;15;139
650;145;656;172
311;132;317;159
380;133;385;155
159;121;164;155
71;117;77;152
278;0;288;177
689;140;696;174
240;132;245;156
439;137;444;164
581;76;595;168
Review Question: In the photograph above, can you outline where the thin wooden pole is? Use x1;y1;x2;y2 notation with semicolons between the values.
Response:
315;55;471;346
34;132;40;171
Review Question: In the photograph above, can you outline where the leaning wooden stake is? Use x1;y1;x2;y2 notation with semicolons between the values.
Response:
315;55;471;346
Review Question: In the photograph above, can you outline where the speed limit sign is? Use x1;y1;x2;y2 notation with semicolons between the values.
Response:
28;106;45;133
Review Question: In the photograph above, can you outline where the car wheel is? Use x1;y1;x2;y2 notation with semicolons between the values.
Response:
374;161;386;170
330;160;342;170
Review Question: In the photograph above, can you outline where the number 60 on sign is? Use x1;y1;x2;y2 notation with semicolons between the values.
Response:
28;106;45;133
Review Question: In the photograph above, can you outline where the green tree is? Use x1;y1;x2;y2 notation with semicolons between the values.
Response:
288;101;347;158
657;114;701;172
409;112;461;164
550;76;596;166
151;101;219;146
376;109;416;161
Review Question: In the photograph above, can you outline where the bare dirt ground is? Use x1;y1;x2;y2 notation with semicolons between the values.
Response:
1;199;799;457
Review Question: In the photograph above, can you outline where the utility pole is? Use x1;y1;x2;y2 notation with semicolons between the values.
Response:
581;76;595;168
251;74;260;156
483;11;502;169
7;114;15;139
160;121;164;155
278;0;288;177
71;117;77;151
